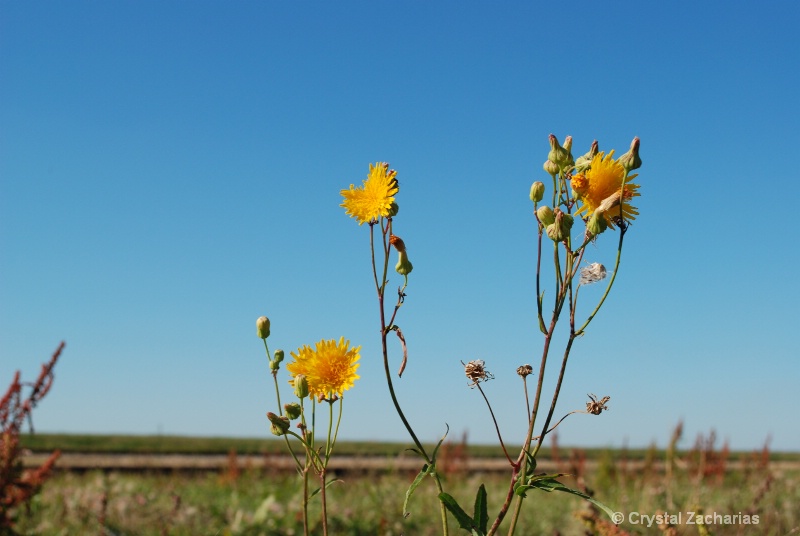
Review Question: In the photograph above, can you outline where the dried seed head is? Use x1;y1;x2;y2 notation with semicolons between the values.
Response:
579;262;607;286
463;359;494;388
586;394;610;415
516;364;533;378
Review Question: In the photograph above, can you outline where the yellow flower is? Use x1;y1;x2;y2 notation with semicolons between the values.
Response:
340;162;399;225
287;337;361;399
573;150;640;227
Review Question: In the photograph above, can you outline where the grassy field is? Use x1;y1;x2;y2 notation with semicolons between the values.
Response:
10;434;800;535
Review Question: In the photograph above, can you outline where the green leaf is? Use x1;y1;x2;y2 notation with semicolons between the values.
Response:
438;493;476;532
514;472;567;498
528;477;617;521
308;478;343;499
523;450;537;476
431;423;450;464
403;464;431;518
472;484;488;534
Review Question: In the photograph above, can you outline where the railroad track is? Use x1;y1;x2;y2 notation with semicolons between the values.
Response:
22;452;560;474
23;453;797;475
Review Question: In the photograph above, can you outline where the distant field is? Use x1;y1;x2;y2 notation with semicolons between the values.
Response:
12;433;800;535
20;432;800;461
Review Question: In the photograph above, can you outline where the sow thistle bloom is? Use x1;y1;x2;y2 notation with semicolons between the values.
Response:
287;337;361;400
572;150;640;228
340;162;399;225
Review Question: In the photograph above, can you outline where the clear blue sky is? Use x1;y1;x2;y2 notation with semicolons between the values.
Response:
2;1;798;452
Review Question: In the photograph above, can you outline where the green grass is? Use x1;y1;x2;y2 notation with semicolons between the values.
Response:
10;457;799;535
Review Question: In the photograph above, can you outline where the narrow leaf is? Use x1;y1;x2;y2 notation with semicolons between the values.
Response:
438;492;476;531
530;478;617;521
431;423;450;463
473;484;488;534
308;478;343;499
403;464;431;518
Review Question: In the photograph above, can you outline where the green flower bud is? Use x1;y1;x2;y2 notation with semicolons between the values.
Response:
587;211;608;236
267;412;290;435
529;181;545;203
618;137;641;172
395;250;413;275
273;349;284;364
388;202;399;217
293;374;309;399
536;205;555;226
256;316;270;339
269;359;281;372
562;135;575;170
545;209;574;242
547;134;570;168
542;159;560;178
574;140;600;173
283;402;302;420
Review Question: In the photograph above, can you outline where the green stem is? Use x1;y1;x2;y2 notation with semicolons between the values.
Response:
531;336;576;459
476;383;513;465
320;467;328;536
371;218;449;535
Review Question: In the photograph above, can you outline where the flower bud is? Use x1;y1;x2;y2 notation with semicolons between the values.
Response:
541;160;558;180
283;402;302;420
529;181;545;203
562;135;575;170
269;359;281;372
256;316;270;339
618;137;641;172
545;209;573;242
547;134;570;169
273;349;284;364
536;205;555;226
388;202;399;217
395;250;413;275
293;374;309;399
574;140;599;173
267;412;290;435
586;211;608;236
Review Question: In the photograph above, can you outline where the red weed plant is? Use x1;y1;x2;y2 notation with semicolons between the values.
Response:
0;342;65;531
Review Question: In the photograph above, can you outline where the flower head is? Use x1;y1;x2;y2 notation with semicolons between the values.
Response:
340;162;399;225
463;359;494;388
573;150;640;228
287;337;361;400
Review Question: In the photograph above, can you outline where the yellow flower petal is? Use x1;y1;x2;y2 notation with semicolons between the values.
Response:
287;337;361;399
340;162;399;225
573;150;640;228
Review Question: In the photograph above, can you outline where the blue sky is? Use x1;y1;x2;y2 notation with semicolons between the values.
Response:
1;1;798;452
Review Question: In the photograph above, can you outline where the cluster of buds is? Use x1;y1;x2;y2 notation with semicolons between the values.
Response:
545;134;574;175
267;411;290;436
536;206;574;242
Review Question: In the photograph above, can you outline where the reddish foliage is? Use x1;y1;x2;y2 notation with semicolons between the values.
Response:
0;342;65;530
